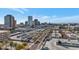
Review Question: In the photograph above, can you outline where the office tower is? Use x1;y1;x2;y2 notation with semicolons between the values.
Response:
34;19;40;25
4;15;16;29
19;22;25;27
28;16;33;26
13;19;16;28
25;21;28;26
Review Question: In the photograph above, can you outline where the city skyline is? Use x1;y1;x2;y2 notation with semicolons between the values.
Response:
0;8;79;24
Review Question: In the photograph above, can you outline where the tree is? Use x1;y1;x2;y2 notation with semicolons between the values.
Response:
5;40;8;43
22;42;27;46
10;41;17;49
0;43;3;49
10;28;16;33
10;41;14;47
15;44;25;50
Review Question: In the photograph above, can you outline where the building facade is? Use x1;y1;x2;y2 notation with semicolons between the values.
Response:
4;15;16;29
28;16;33;26
34;19;40;25
25;21;28;26
0;30;10;40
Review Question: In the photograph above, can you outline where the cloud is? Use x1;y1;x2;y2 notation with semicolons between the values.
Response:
33;15;57;23
8;8;29;14
15;15;79;23
53;15;79;23
33;15;79;23
21;8;29;12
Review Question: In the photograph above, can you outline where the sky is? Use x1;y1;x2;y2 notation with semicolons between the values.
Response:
0;8;79;24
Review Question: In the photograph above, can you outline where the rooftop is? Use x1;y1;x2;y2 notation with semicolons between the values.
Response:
0;30;10;33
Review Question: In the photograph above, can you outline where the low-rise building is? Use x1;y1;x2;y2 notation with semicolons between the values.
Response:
0;30;10;40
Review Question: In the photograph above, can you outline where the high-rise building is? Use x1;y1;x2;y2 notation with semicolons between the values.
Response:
4;15;16;29
13;19;16;28
25;21;28;26
34;19;40;25
19;22;25;27
28;16;33;26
